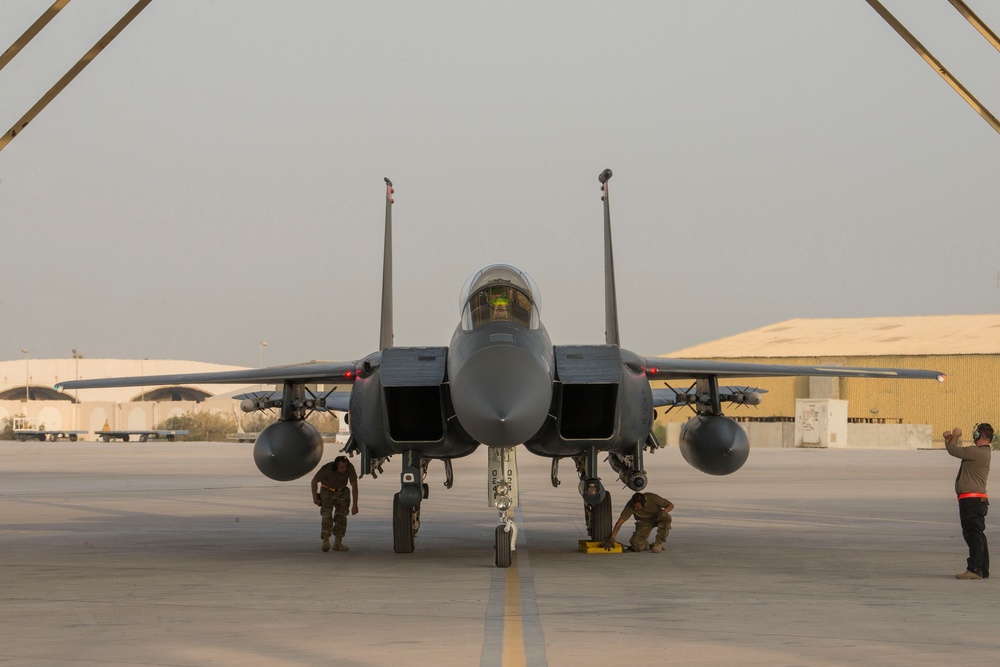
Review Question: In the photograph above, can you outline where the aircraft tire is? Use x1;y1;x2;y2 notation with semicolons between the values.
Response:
393;493;415;554
495;525;512;568
592;492;612;542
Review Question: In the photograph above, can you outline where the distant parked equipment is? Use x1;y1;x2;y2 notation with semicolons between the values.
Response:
14;428;87;442
97;430;188;443
11;417;86;442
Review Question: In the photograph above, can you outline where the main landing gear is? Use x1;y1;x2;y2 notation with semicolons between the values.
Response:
576;446;611;541
393;492;419;553
393;450;426;554
586;491;612;541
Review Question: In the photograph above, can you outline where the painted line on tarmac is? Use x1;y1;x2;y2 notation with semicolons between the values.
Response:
503;559;526;665
481;509;548;667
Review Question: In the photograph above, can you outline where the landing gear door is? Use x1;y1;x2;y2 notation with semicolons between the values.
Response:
487;447;519;511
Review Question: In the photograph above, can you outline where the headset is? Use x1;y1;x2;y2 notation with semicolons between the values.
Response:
973;423;997;444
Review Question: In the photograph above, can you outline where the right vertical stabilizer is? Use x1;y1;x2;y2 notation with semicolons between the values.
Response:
599;169;621;347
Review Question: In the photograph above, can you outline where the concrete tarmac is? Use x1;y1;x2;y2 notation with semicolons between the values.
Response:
1;441;995;666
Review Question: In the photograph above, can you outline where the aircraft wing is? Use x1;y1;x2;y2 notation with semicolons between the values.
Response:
641;357;945;382
55;360;358;391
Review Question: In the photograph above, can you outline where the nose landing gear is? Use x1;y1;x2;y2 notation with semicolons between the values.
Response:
489;447;519;568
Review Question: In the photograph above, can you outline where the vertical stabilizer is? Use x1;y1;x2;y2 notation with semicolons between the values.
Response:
380;178;394;350
599;169;620;346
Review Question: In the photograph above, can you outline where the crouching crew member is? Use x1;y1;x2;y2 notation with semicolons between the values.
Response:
604;491;674;553
311;455;359;552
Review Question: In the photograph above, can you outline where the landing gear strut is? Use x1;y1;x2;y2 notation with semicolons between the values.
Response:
576;446;610;540
489;447;519;568
394;450;424;553
392;492;417;553
586;491;613;540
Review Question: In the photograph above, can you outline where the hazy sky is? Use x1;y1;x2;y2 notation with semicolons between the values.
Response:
2;1;998;368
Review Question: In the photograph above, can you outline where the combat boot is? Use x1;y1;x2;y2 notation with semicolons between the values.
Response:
955;570;983;580
322;537;330;552
333;537;349;552
651;541;664;553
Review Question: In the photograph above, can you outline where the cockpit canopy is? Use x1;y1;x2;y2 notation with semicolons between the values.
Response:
459;264;540;331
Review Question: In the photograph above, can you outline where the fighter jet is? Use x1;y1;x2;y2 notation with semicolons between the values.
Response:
58;170;945;567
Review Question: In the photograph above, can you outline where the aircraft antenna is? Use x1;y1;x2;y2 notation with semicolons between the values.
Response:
599;168;620;347
379;177;395;350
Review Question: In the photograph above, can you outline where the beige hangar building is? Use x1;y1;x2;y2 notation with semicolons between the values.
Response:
655;314;1000;448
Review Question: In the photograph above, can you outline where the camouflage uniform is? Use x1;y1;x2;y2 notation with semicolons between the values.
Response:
311;458;359;551
320;486;351;540
618;492;672;552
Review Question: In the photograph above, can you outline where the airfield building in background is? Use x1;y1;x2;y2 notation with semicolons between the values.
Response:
0;358;253;437
656;314;999;448
2;314;997;448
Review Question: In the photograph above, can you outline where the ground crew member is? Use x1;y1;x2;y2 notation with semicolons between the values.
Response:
944;423;992;580
311;455;359;552
603;491;674;552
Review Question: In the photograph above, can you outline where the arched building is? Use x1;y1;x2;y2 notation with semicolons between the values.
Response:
0;358;254;434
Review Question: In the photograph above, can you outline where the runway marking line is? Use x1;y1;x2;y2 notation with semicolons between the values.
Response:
502;555;527;667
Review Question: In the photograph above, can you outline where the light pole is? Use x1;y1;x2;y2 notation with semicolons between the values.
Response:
20;348;29;403
72;349;82;430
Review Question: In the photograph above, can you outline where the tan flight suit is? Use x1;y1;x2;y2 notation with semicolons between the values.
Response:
618;492;673;551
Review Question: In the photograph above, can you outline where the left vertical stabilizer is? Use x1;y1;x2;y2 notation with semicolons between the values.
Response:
380;178;394;350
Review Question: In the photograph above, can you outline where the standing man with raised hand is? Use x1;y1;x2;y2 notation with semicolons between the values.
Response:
944;423;993;580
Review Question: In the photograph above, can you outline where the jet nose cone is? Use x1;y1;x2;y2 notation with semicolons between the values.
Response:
451;345;552;446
